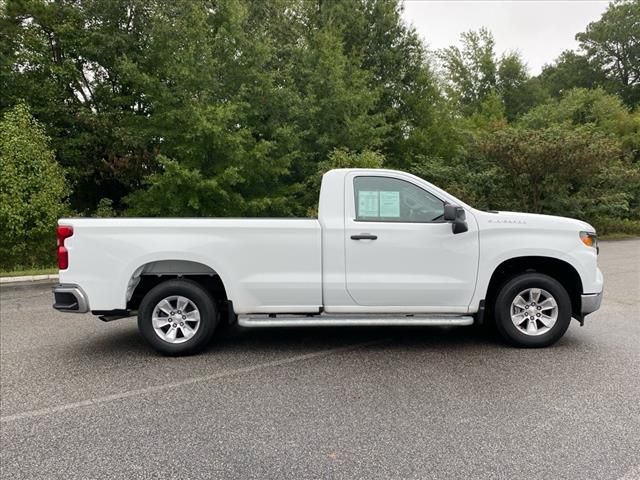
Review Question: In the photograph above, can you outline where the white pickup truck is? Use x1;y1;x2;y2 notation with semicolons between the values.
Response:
53;168;603;354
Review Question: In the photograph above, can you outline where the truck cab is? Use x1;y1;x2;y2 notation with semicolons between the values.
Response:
320;169;480;313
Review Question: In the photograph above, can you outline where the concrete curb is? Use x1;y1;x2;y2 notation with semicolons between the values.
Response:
0;274;59;285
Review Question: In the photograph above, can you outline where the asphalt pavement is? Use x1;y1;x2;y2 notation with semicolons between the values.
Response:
1;239;639;479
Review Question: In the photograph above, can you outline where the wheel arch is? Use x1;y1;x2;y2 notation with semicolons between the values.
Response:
125;259;230;312
484;256;583;319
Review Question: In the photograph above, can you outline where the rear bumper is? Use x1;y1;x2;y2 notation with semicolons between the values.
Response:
52;284;89;313
581;291;603;315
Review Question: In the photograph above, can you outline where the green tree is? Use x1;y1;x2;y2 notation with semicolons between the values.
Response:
481;125;635;223
418;89;640;229
519;88;640;220
0;104;67;269
123;0;450;217
313;0;446;168
537;50;607;99
576;0;640;107
438;28;498;115
95;198;116;217
1;0;161;212
303;148;385;216
295;26;388;172
520;88;639;160
438;28;539;120
2;0;447;218
3;0;637;237
497;53;545;120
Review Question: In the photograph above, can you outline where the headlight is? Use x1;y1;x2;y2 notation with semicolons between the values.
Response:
580;231;598;253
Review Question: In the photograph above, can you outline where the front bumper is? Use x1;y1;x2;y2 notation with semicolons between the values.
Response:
52;284;89;313
581;291;603;315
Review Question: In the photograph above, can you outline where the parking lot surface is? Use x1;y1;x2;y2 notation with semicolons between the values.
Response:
1;239;639;479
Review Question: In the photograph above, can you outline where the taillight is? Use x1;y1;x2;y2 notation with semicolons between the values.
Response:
57;225;73;269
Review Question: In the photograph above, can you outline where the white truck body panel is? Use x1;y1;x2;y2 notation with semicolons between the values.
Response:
56;168;603;318
342;170;479;312
59;219;322;313
469;210;603;312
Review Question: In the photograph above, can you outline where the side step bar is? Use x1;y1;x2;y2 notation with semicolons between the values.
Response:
238;314;474;328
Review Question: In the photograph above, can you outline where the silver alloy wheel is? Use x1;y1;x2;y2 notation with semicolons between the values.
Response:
151;295;201;344
510;287;558;336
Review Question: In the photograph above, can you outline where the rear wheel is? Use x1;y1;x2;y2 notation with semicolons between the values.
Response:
138;279;218;355
494;273;572;348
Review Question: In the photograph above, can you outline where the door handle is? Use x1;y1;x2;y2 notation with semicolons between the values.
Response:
351;234;378;240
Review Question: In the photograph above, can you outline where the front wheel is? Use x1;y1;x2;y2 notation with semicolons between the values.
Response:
494;273;572;348
138;279;218;355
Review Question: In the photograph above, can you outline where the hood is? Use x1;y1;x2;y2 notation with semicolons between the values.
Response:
474;210;596;233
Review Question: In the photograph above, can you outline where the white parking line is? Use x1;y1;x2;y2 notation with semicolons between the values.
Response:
0;340;383;424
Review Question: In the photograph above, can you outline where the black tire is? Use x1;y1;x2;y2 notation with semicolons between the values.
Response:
494;273;572;348
138;279;218;355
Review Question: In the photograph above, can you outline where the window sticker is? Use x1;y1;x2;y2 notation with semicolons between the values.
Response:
358;191;379;217
379;191;400;217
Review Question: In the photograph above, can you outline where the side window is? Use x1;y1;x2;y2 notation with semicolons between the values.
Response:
354;176;445;223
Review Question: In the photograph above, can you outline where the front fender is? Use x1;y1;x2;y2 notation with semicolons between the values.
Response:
469;226;601;311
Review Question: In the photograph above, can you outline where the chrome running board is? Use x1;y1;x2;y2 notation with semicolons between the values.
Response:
238;314;474;328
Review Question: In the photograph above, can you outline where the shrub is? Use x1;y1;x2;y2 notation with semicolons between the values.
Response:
0;104;68;269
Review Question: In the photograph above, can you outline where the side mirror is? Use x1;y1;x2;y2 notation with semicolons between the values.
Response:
443;204;468;234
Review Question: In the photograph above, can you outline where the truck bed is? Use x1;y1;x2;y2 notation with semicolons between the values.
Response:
58;218;322;313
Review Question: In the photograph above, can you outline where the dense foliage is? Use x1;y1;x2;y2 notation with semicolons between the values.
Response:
1;0;638;269
0;104;68;267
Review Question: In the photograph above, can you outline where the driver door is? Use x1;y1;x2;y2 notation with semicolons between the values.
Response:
344;172;479;309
